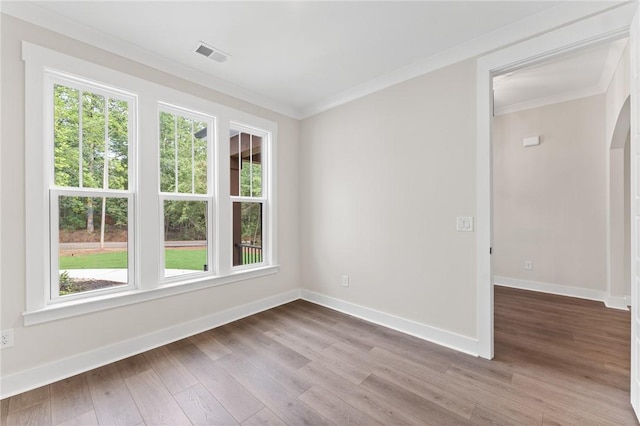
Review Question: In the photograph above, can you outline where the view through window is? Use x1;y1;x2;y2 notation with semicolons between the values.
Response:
230;129;265;267
53;83;133;297
159;108;212;278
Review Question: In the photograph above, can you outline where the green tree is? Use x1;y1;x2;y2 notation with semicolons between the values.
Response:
53;84;129;238
159;111;208;240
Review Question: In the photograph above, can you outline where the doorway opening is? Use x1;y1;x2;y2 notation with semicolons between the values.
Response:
489;38;632;406
490;38;630;308
477;2;638;417
475;4;635;360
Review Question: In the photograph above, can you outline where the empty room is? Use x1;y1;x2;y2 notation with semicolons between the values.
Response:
1;1;639;425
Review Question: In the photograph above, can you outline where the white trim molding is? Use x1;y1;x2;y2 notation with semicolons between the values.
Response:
300;290;479;357
494;276;607;302
494;37;629;116
1;289;302;399
495;276;630;311
605;295;632;311
494;85;605;116
0;1;624;120
299;2;625;118
1;2;299;119
3;289;482;398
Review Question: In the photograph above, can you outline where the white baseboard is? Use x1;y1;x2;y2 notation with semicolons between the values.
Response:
494;276;608;303
300;290;478;357
0;289;301;399
494;277;632;311
605;295;631;311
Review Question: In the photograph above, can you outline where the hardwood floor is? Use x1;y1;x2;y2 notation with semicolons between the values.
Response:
1;286;636;425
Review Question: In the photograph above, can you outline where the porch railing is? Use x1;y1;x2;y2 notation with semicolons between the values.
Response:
235;243;263;265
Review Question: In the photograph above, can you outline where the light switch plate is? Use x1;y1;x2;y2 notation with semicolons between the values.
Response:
456;216;474;232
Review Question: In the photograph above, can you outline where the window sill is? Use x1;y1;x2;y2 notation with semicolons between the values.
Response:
23;265;279;326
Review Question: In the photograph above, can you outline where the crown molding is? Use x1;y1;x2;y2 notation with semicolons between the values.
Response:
495;31;629;116
494;85;604;116
1;1;632;121
599;37;629;91
0;2;302;119
299;1;630;119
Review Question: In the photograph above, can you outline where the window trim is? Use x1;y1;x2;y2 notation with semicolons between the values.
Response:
157;103;216;283
230;122;271;270
46;73;138;302
23;42;279;326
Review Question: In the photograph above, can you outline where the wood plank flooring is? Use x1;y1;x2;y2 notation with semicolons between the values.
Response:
1;286;636;425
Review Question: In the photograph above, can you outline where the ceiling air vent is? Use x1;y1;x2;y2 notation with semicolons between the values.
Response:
194;41;230;63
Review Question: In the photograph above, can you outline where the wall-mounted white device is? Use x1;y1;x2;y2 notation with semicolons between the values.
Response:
523;136;540;147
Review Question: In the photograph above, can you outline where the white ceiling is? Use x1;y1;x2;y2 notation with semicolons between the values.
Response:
1;1;624;118
493;37;629;115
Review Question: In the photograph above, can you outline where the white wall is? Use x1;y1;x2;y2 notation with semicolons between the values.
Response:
606;43;630;145
0;15;300;382
606;41;631;303
300;59;478;340
610;144;629;301
492;95;607;292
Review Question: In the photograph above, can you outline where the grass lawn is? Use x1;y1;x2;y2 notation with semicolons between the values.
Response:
60;249;208;270
59;250;128;269
60;248;263;270
164;249;207;271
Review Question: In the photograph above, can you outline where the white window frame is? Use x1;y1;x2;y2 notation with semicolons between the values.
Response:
50;190;135;302
230;123;271;270
46;72;138;303
23;42;278;326
158;103;216;283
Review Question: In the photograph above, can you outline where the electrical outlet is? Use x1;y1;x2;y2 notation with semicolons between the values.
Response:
341;275;349;287
524;261;533;270
1;329;14;349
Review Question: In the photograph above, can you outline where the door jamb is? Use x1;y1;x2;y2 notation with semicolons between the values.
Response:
476;3;635;360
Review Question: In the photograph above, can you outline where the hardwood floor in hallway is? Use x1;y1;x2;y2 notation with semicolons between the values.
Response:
1;286;636;425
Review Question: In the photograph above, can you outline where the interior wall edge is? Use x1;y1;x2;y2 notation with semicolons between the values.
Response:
0;288;302;400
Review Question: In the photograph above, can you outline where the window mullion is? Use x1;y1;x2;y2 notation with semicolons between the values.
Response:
238;132;242;196
191;120;195;194
174;114;178;193
100;97;109;249
78;89;83;188
216;118;232;276
103;98;109;190
138;96;160;291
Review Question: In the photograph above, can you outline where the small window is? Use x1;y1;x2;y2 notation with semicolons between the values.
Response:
230;128;266;267
159;106;214;279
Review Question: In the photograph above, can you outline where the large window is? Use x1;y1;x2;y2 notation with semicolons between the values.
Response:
230;127;267;268
49;78;135;301
159;106;214;280
24;43;277;324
